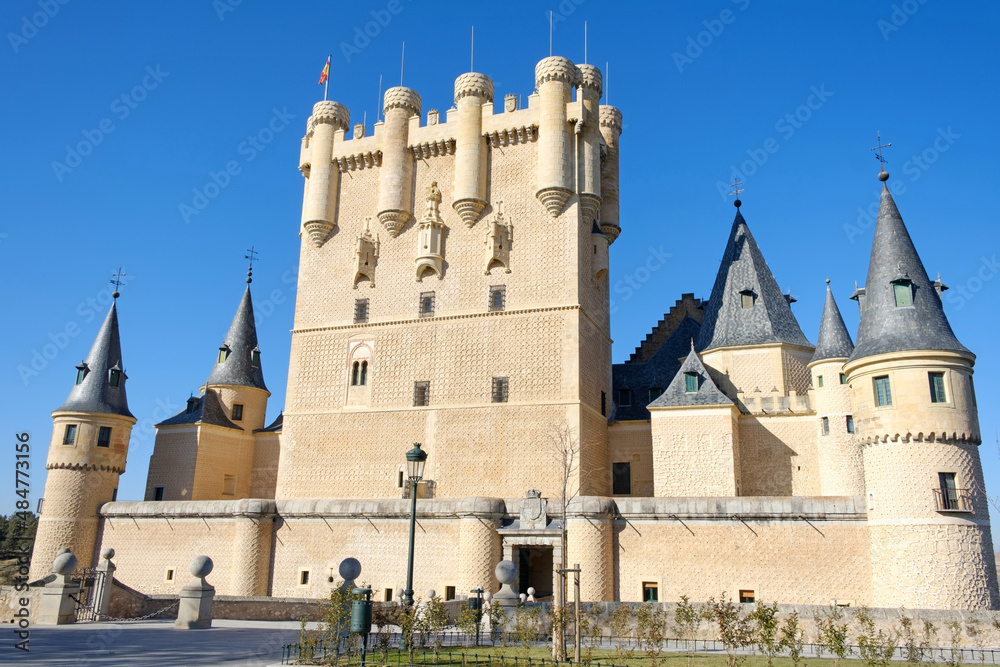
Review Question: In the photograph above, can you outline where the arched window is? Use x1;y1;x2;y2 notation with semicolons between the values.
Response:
351;361;360;386
360;360;368;386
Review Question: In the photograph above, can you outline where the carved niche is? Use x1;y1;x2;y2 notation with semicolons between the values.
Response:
484;201;513;275
415;182;446;282
354;217;380;288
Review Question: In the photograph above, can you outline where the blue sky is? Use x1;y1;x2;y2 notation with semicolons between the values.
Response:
2;1;999;534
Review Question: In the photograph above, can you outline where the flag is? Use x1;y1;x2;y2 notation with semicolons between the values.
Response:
318;56;330;86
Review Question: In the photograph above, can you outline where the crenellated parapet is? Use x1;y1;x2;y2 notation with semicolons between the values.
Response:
534;56;579;87
306;100;350;136
576;64;603;96
454;72;494;104
382;87;422;117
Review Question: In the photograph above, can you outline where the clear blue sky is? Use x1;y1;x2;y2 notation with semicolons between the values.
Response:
3;2;998;535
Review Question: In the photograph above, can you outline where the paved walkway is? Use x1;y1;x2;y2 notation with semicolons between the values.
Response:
3;619;305;666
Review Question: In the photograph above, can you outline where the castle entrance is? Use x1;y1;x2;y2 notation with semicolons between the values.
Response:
517;546;554;598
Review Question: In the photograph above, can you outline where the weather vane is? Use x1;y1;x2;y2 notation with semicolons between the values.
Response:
245;246;259;284
871;131;892;178
729;177;744;208
110;266;126;299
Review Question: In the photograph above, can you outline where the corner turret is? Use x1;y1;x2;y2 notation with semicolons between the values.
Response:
452;73;493;226
301;101;350;247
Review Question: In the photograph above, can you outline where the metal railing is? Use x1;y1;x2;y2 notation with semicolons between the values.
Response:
933;487;972;512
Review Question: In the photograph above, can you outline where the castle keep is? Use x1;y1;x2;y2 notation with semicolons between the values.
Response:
30;56;999;611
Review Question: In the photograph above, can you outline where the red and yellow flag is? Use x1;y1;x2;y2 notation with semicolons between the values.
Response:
318;56;330;86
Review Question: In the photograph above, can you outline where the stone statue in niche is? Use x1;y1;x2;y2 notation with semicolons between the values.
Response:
354;217;380;288
416;182;445;281
484;200;513;275
425;181;442;219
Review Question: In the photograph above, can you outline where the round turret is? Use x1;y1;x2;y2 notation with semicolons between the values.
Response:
307;101;350;135
302;101;349;247
452;73;494;227
534;57;576;217
378;87;422;236
454;72;494;104
576;64;603;97
534;56;578;88
382;86;422;118
597;105;624;243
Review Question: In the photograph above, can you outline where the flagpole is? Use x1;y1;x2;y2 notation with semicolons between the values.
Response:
324;55;331;101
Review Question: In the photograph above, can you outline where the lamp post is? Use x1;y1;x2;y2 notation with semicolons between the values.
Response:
403;442;427;608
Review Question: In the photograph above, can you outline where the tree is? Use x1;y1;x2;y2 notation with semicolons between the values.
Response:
779;611;805;667
707;593;755;667
458;605;482;647
946;620;964;667
817;604;851;666
425;595;449;653
549;420;581;661
751;602;781;667
674;595;704;655
609;604;636;664
855;606;898;667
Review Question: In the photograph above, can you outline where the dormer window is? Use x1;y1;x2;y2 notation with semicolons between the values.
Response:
108;367;121;387
251;347;261;367
218;345;231;364
739;289;754;309
892;279;913;307
685;372;699;393
186;396;200;414
75;362;88;385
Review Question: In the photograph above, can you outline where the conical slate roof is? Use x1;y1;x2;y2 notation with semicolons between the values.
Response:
848;185;970;363
811;281;854;363
648;347;733;408
56;301;135;418
696;209;812;352
156;390;243;430
204;287;268;391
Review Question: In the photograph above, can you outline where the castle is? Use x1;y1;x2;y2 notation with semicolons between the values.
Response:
30;55;999;611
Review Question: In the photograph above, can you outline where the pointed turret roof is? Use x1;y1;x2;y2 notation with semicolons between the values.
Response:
848;184;970;363
811;281;854;363
56;301;134;418
696;209;812;352
204;286;268;391
649;347;733;408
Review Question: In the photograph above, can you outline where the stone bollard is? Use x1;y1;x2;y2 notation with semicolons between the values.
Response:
94;548;116;619
492;560;519;610
175;556;215;629
37;551;80;625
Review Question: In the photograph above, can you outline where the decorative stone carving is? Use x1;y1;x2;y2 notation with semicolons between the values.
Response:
579;193;602;225
504;93;518;113
519;489;547;530
353;123;365;140
484;201;513;275
354;217;380;288
427;109;440;126
416;182;445;282
304;220;335;247
536;186;571;218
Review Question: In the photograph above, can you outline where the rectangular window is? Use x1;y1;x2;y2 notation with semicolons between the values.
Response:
232;404;244;421
648;387;663;402
97;426;111;448
818;376;824;388
618;388;632;407
299;570;310;586
75;367;86;385
384;588;393;602
165;569;174;582
642;582;659;603
218;348;229;363
111;488;118;502
445;586;456;601
154;486;165;501
251;348;261;367
685;372;698;393
846;415;855;433
840;373;848;385
601;391;606;416
414;381;430;407
398;470;405;488
488;285;506;312
937;472;963;511
821;417;830;435
612;462;631;495
63;424;77;445
492;377;509;403
109;368;121;387
739;590;756;604
354;298;370;324
419;291;435;318
929;372;947;403
874;376;892;406
741;293;754;309
223;474;236;496
893;282;913;307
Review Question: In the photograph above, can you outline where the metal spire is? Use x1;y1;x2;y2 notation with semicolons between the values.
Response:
110;266;126;299
245;246;259;284
871;131;892;180
729;177;744;208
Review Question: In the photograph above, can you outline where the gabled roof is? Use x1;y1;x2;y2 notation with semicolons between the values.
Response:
648;347;733;408
696;210;812;352
56;302;134;418
156;390;243;431
811;281;854;363
204;287;268;391
612;315;701;421
848;184;970;363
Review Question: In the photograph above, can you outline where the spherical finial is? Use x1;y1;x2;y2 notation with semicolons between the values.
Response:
483;591;493;602
733;199;742;208
112;291;120;299
494;560;518;585
878;170;890;182
825;278;831;285
52;552;78;576
527;587;536;596
101;547;115;561
190;555;214;578
396;587;405;600
246;268;253;284
427;589;436;599
339;557;362;581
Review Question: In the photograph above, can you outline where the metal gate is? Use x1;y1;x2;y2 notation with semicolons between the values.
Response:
71;568;107;622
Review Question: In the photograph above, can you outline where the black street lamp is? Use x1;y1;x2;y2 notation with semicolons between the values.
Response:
403;443;427;607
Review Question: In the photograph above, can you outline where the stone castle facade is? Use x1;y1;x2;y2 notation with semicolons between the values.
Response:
30;56;999;611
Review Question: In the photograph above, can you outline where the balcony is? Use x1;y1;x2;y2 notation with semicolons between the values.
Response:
933;488;973;513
